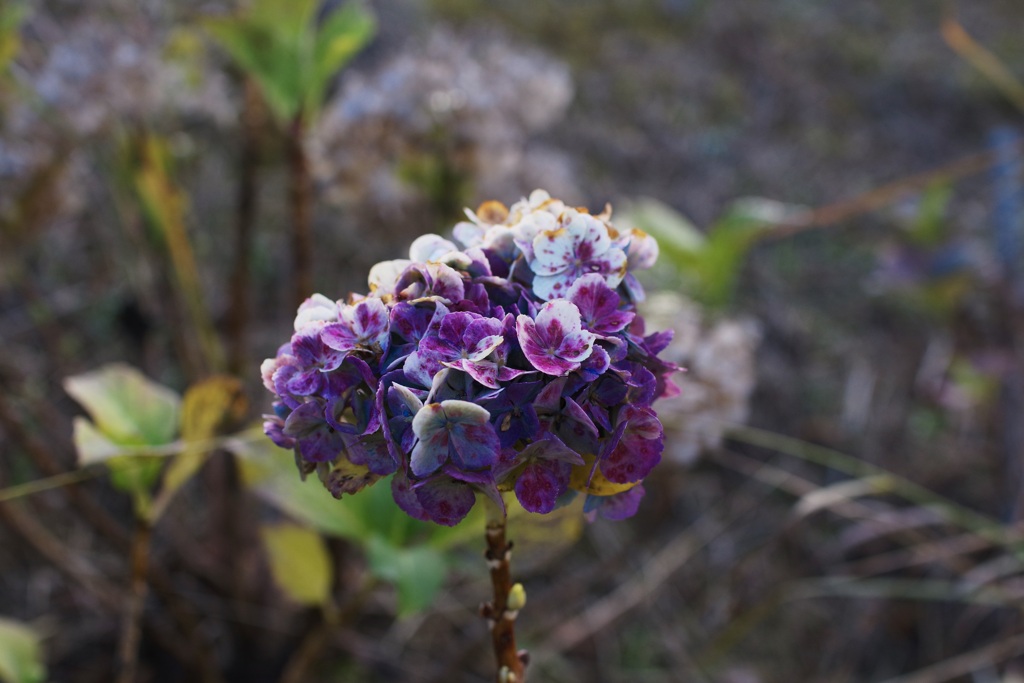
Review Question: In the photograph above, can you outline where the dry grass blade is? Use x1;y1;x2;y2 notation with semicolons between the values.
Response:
541;455;793;658
835;531;997;578
768;146;1009;240
726;425;1015;554
941;16;1024;115
877;631;1024;683
793;474;892;520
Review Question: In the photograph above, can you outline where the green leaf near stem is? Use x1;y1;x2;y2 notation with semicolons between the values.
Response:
0;618;44;683
0;4;26;74
309;3;376;113
204;0;375;124
64;363;181;449
366;538;447;617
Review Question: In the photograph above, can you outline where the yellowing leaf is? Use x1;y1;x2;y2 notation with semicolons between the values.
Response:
233;434;369;540
261;522;332;606
64;363;181;450
131;136;223;371
569;453;641;497
70;417;125;466
0;618;44;683
0;5;25;74
152;376;247;520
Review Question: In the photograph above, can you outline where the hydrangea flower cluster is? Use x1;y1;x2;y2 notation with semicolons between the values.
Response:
262;191;678;526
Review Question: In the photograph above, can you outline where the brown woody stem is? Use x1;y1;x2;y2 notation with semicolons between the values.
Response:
116;517;152;683
483;500;527;682
227;77;263;377
288;110;313;310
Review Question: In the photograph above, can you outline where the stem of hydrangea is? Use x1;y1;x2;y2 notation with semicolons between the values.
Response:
482;496;528;682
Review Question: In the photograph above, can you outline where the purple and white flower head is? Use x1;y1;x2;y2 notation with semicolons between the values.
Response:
261;191;677;526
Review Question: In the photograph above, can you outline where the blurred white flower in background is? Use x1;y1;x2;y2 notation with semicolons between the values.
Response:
642;292;761;464
27;19;236;135
1;13;235;230
311;27;580;222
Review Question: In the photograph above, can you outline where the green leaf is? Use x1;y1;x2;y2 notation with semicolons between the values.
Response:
0;5;26;74
310;3;376;110
204;0;373;123
64;363;181;451
203;0;319;122
366;538;447;617
621;197;706;255
106;455;164;499
261;522;333;606
0;618;44;683
693;197;806;307
909;181;952;246
233;435;368;540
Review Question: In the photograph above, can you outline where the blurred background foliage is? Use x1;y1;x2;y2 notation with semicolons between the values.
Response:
3;0;1024;682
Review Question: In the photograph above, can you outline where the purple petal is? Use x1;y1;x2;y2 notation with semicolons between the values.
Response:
442;400;499;470
286;367;323;396
517;435;585;466
515;460;568;514
531;270;579;301
294;293;338;330
598;484;646;521
296;428;346;463
427;263;466;302
463;317;505;357
263;415;295;449
283;401;327;438
622;228;659;271
580;345;611;381
533;377;567;413
320;322;360;354
588;248;629;288
600;406;664;484
450;420;500;470
343;432;398;475
516;301;595;376
391;469;430;521
413;477;477;526
410;403;451;476
567;273;635;335
349;298;390;349
390;302;436;343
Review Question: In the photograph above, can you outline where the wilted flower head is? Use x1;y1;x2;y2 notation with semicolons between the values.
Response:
262;190;677;525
